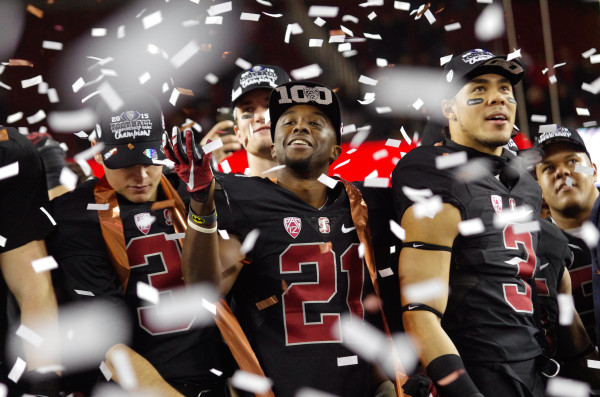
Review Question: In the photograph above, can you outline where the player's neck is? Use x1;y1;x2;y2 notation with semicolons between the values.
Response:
246;152;278;177
551;206;593;231
276;173;328;209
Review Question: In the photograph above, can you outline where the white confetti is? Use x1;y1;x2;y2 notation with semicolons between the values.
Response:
338;43;351;52
493;205;534;228
357;93;375;105
296;388;339;397
74;290;94;296
363;178;389;188
343;15;360;23
136;282;159;305
403;278;447;302
435;151;467;169
91;28;107;37
358;75;378;86
531;114;548;123
340;25;354;37
31;256;58;273
400;126;412;145
284;23;303;43
373;149;389;161
47;88;59;103
42;41;63;50
475;4;504;41
16;325;43;348
137;72;151;85
424;9;436;24
368;12;377;20
385;138;401;148
170;41;200;69
359;0;384;7
444;22;461;31
47;108;96;132
169;89;180;106
21;75;43;89
0;162;18;181
412;98;424;111
240;229;260;255
413;195;443;219
202;139;224;154
337;355;358;366
549;75;557;84
314;17;326;27
349;129;370;148
581;221;600;248
26;110;46;124
231;370;273;394
506;49;522;61
329;35;345;43
87;203;109;211
557;293;574;326
205;16;223;24
290;64;323;80
590;54;600;64
375;106;391;114
262;12;282;18
208;2;232;16
333;159;350;170
109;347;137;390
546;377;589;397
376;58;388;67
308;6;338;18
40;206;56;226
210;368;223;376
99;361;112;381
539;124;557;133
8;357;26;383
576;107;590;116
142;10;162;29
0;235;6;248
165;233;186;241
218;229;230;240
378;268;394;278
512;220;540;235
582;48;597;59
59;167;78;191
402;186;433;203
240;12;260;21
309;39;323;47
393;1;411;10
458;218;485;236
318;174;338;189
583;121;597;128
575;164;594;175
98;82;123;112
235;58;252;70
342;124;356;135
587;359;600;369
261;164;286;174
389;219;405;240
6;112;23;124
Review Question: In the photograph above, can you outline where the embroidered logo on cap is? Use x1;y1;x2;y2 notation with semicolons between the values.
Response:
275;85;333;105
239;66;279;89
110;110;153;140
284;217;301;239
462;49;494;65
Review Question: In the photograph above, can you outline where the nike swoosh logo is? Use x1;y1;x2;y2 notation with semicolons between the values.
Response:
539;263;549;271
407;305;418;310
412;243;423;248
341;225;356;233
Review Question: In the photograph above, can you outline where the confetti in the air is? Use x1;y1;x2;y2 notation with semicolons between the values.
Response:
291;64;323;80
576;107;590;116
203;138;224;154
580;221;600;248
47;108;96;132
318;174;338;189
308;6;339;18
21;75;43;89
108;346;138;390
358;75;378;86
575;164;594;175
379;268;394;278
31;256;59;273
240;12;260;21
444;22;461;31
314;17;326;27
309;39;323;47
42;41;63;51
363;178;389;188
546;377;589;397
8;357;26;383
404;278;447;302
231;370;273;394
16;325;43;348
170;41;200;69
208;2;233;16
240;229;260;255
394;1;411;11
531;114;548;123
400;126;412;145
458;218;485;236
557;293;574;326
582;48;597;58
389;219;405;240
435;151;467;169
138;71;151;85
413;195;443;219
0;162;18;181
475;4;504;41
136;282;159;305
142;10;163;29
284;23;303;43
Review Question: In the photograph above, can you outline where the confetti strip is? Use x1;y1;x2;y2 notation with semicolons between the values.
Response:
546;377;589;397
240;12;260;21
210;368;223;376
424;9;436;24
218;229;230;240
235;58;252;70
458;218;485;236
389;219;405;240
208;2;232;16
314;17;326;27
26;110;46;124
309;39;323;47
202;139;224;154
170;41;200;69
400;126;412;145
27;4;44;18
582;48;597;58
512;221;540;235
340;25;354;37
16;325;43;348
47;108;96;132
231;370;273;394
368;12;377;20
284;23;303;43
338;43;351;52
138;72;151;85
59;167;78;191
475;4;504;41
557;293;574;325
142;10;162;29
0;162;18;181
318;174;338;189
576;107;590;116
8;357;26;383
21;75;43;89
394;1;411;10
444;22;461;31
413;195;443;219
435;151;467;169
99;361;112;381
493;206;534;228
372;149;389;161
358;75;378;86
337;355;358;366
575;164;594;175
296;388;339;397
587;359;600;369
290;64;323;80
205;16;223;24
385;138;401;148
261;164;286;174
136;282;159;305
581;221;600;248
412;98;424;110
343;15;360;23
240;229;260;255
42;41;63;50
308;6;339;18
363;177;389;188
31;256;59;273
6;112;23;124
0;235;6;248
98;83;123;112
375;106;391;114
74;290;95;296
40;207;56;226
506;49;522;61
530;114;548;123
590;54;600;64
91;28;107;37
376;58;388;67
47;88;59;103
403;278;446;302
87;203;110;211
378;268;394;277
539;124;557;133
110;347;138;390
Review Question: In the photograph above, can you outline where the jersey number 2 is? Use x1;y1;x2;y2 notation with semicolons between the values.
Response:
280;243;364;345
502;225;536;313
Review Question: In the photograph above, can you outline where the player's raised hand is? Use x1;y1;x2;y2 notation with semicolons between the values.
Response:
164;126;214;201
199;120;241;164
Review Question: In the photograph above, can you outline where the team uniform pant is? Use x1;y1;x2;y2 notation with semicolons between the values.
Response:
464;358;545;397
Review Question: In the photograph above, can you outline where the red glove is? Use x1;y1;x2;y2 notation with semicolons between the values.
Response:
164;127;213;201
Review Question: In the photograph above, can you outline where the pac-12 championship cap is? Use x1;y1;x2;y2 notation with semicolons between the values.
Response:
443;49;525;98
534;125;591;160
269;81;342;145
95;90;166;169
231;64;291;105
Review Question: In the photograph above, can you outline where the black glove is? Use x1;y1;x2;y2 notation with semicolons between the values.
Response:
26;132;66;189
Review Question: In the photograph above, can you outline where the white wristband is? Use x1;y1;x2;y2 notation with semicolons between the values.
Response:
187;218;218;233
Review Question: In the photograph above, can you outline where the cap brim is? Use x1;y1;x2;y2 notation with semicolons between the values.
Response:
465;57;525;86
101;141;165;169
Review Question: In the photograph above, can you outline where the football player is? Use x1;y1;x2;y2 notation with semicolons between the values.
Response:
166;81;397;397
47;90;232;396
392;49;544;396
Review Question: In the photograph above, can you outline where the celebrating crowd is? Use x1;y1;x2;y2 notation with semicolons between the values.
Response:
1;47;600;397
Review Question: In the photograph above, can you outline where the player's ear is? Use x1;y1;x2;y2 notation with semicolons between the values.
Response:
593;162;597;183
329;145;341;165
270;143;277;160
233;125;241;140
91;140;103;165
442;99;455;122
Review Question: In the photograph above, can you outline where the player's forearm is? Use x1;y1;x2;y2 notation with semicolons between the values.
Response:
402;311;459;366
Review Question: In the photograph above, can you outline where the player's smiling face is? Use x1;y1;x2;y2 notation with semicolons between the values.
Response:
443;73;516;156
103;163;163;203
536;143;598;217
234;88;272;159
271;104;340;173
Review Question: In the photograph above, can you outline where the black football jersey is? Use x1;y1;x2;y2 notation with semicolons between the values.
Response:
392;140;543;362
535;219;572;356
215;173;370;397
48;176;232;388
558;227;596;344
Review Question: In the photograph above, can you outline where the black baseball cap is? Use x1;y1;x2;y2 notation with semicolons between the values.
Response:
269;81;342;145
95;90;165;169
443;49;525;98
231;64;291;105
534;125;591;160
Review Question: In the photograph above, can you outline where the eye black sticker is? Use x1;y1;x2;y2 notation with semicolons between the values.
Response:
467;98;484;106
507;97;517;105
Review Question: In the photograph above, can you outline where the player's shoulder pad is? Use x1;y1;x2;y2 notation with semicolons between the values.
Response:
392;145;458;191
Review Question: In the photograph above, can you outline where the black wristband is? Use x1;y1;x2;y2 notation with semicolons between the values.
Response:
426;354;483;397
188;207;217;226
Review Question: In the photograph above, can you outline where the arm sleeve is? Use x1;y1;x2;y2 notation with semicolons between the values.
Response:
0;127;53;252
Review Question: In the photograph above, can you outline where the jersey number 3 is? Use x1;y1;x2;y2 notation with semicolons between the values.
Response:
280;243;364;345
503;225;536;313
